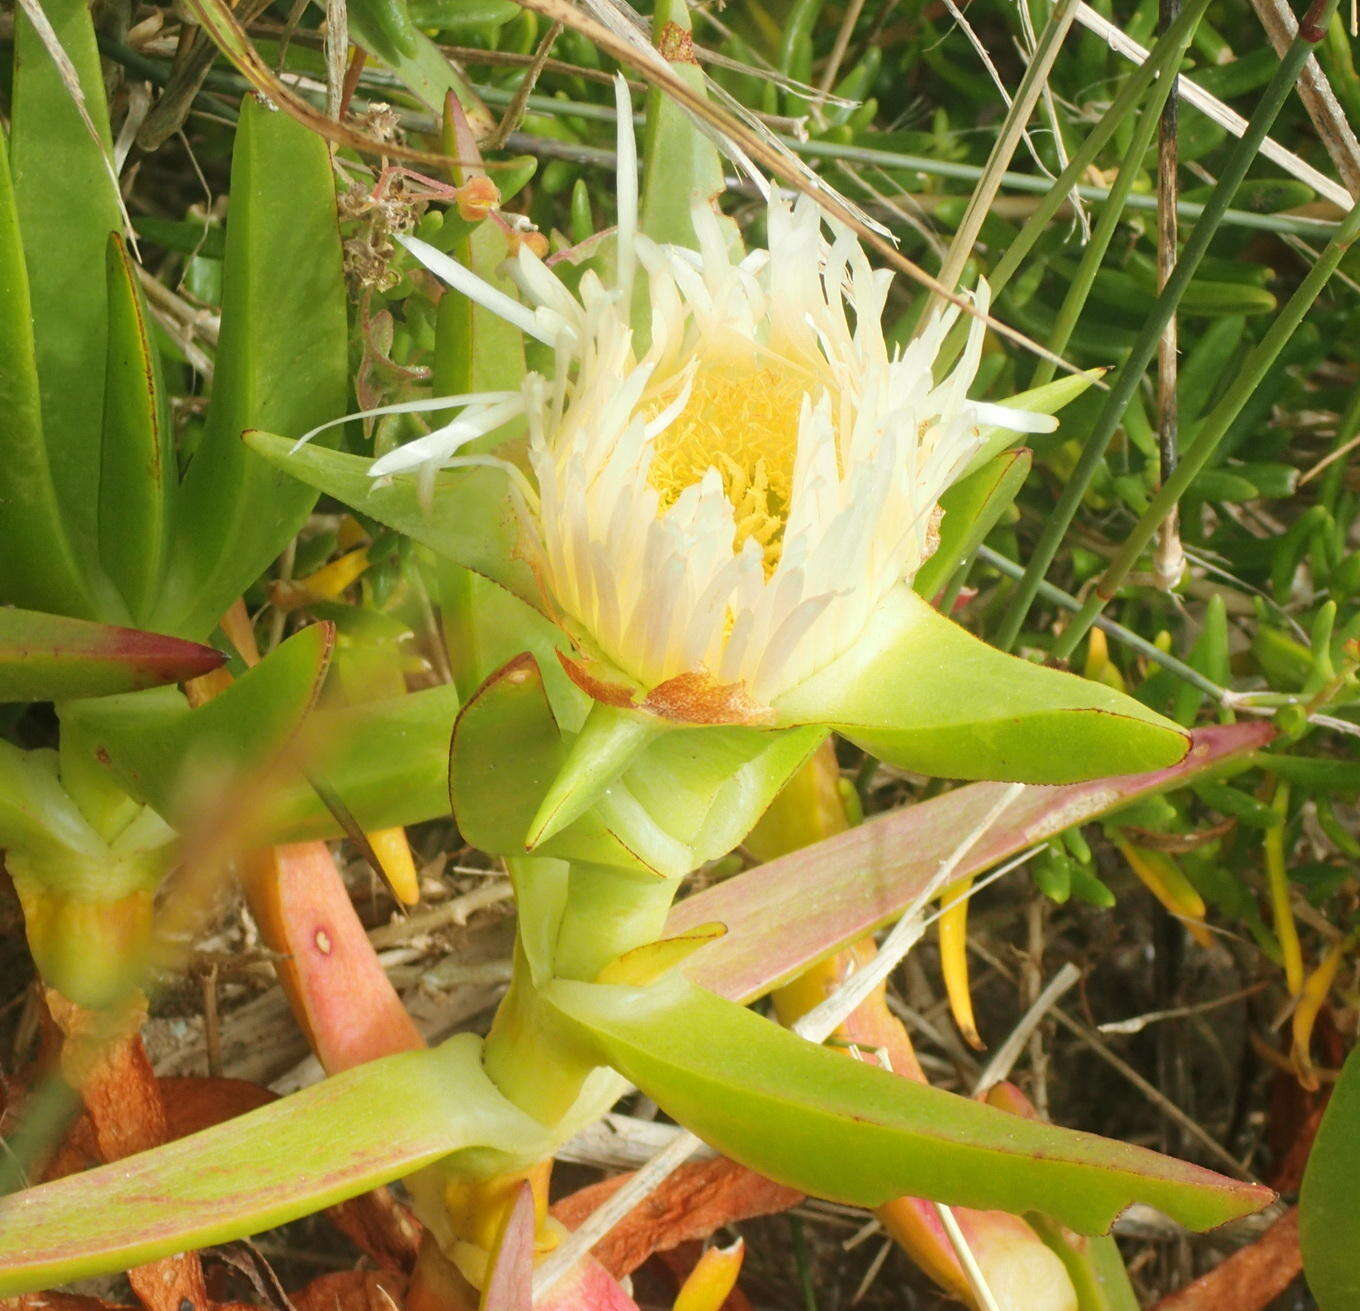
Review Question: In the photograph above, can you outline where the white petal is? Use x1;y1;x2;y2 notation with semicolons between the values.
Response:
396;233;551;344
969;400;1059;433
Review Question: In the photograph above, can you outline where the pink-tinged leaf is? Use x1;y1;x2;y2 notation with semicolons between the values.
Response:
536;1258;642;1311
674;722;1273;1002
243;841;423;1074
478;1182;534;1311
0;609;224;703
0;1035;551;1296
62;623;334;833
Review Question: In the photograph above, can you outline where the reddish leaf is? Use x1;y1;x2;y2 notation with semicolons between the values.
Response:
2;1295;135;1311
161;1077;278;1137
241;841;423;1073
44;999;208;1311
0;609;225;703
479;1182;534;1311
327;1191;423;1275
536;1259;642;1311
1154;1208;1301;1311
550;1159;802;1278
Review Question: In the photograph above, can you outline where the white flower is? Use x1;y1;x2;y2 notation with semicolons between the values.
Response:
372;92;1053;723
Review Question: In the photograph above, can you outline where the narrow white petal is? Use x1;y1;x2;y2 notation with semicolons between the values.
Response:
294;391;520;452
969;400;1058;433
614;73;638;313
396;233;552;345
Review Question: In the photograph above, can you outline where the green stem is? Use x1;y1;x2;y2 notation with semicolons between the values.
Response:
971;0;1214;299
995;0;1341;652
552;865;678;982
974;545;1226;699
481;865;679;1125
1051;184;1360;658
1028;19;1193;389
480;947;595;1126
934;0;1080;298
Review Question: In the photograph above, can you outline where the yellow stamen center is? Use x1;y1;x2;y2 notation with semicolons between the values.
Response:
646;361;814;572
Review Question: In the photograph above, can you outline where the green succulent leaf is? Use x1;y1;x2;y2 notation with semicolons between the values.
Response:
1301;1044;1360;1310
543;975;1272;1234
434;217;527;401
912;448;1031;601
8;0;122;572
450;653;668;874
62;646;460;843
246;432;540;608
253;683;462;842
154;98;348;639
0;742;102;865
0;1034;550;1296
62;624;333;828
99;234;174;623
0;609;223;704
345;1;492;122
773;585;1189;783
0;127;91;616
963;368;1104;476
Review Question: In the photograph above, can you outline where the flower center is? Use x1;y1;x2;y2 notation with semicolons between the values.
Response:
646;361;814;572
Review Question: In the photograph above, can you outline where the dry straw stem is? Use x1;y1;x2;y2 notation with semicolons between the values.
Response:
184;0;491;167
932;0;1081;299
1002;0;1348;653
972;961;1082;1095
1074;0;1353;209
1250;0;1360;198
967;940;1258;1181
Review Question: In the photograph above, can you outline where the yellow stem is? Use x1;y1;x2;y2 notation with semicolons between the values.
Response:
1291;936;1349;1091
939;874;985;1050
1265;782;1304;995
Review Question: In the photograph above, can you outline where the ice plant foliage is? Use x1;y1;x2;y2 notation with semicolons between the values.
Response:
372;122;1054;719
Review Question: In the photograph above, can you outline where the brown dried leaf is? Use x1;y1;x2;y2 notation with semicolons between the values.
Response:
290;1270;406;1311
550;1159;801;1278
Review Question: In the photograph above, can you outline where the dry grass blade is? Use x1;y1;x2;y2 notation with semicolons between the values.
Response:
1074;0;1353;208
486;19;564;149
972;961;1082;1094
934;0;1080;298
185;0;487;167
507;0;1081;373
1251;0;1360;198
792;788;1031;1044
535;1128;705;1296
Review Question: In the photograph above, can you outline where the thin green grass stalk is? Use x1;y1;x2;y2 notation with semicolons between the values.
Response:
1051;188;1360;659
994;1;1342;652
934;0;1081;297
967;0;1214;298
975;545;1227;699
932;0;1213;372
1027;29;1193;390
